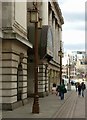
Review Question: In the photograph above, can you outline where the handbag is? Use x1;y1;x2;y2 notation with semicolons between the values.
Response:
64;88;67;93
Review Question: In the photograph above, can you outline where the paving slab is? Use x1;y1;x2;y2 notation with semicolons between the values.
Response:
1;88;86;119
2;91;72;119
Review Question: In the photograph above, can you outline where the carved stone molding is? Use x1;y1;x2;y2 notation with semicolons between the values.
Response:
13;21;27;40
2;27;32;48
53;2;64;25
50;0;64;25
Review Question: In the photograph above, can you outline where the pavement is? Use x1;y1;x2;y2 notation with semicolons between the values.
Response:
0;86;86;119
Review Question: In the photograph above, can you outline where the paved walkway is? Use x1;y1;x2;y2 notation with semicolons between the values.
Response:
52;91;85;118
1;87;86;119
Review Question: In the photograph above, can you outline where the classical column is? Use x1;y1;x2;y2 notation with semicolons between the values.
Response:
42;2;48;25
55;22;59;62
49;8;52;27
52;13;55;60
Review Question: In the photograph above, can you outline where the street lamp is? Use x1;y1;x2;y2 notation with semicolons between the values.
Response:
44;63;48;92
29;9;39;23
68;56;71;83
67;54;71;91
28;2;42;114
58;41;63;85
38;17;42;29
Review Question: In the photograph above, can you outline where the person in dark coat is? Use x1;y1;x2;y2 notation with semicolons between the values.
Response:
59;79;66;100
56;85;60;96
81;82;86;97
75;82;78;92
77;82;81;96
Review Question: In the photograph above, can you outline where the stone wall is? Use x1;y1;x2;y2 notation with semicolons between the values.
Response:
1;40;28;110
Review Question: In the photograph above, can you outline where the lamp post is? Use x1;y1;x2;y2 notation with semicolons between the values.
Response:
45;63;48;92
67;54;71;91
66;60;68;79
58;41;63;85
69;56;71;83
28;2;42;114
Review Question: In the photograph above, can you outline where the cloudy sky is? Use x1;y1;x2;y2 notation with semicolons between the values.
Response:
58;0;86;52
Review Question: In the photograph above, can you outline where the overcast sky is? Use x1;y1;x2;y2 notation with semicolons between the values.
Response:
58;0;86;52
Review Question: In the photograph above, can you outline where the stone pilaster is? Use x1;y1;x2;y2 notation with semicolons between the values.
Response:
52;15;56;61
38;63;49;97
55;23;59;62
42;2;48;25
49;9;52;28
0;1;2;112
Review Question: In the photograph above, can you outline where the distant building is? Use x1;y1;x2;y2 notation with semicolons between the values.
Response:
62;50;86;80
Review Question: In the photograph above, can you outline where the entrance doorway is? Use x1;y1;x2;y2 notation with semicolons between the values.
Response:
17;63;23;101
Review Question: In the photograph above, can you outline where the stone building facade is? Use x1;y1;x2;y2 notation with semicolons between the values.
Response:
1;1;32;110
1;1;64;110
48;1;64;90
27;1;64;97
0;1;2;109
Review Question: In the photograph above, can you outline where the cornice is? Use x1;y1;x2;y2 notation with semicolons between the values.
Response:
51;0;64;25
50;59;60;68
13;21;27;39
2;27;33;48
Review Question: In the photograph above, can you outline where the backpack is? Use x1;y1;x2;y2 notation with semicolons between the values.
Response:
64;87;67;93
84;84;86;89
56;85;60;92
82;83;86;90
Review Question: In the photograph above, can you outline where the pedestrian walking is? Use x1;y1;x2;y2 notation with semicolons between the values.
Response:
51;83;57;94
81;82;86;97
75;82;78;92
59;79;67;100
56;85;60;96
77;82;81;96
